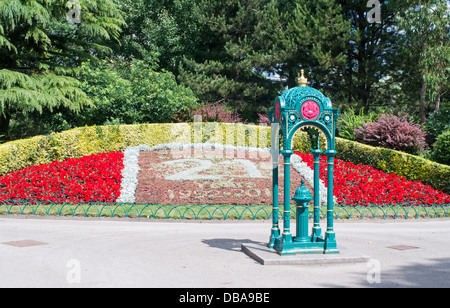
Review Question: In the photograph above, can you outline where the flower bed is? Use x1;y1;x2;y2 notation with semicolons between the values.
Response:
0;152;123;203
132;145;308;206
296;152;450;206
0;143;448;208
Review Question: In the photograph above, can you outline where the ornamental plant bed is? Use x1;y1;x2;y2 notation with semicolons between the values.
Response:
135;148;309;206
296;152;450;206
0;145;448;209
0;152;123;203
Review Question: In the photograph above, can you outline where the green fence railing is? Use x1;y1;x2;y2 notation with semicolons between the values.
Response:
1;200;449;220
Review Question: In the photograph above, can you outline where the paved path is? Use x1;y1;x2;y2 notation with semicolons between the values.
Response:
0;217;449;288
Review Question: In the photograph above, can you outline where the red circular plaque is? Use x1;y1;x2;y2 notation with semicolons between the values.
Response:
301;100;320;120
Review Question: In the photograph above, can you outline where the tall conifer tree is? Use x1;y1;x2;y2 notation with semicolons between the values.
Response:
178;0;351;117
178;0;284;117
0;0;125;134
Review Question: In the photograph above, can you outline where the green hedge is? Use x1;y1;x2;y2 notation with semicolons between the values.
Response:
292;132;450;194
1;123;449;194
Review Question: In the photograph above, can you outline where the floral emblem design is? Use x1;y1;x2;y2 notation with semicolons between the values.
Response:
301;100;320;121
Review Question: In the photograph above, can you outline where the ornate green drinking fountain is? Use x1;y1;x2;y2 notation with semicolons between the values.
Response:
267;70;340;255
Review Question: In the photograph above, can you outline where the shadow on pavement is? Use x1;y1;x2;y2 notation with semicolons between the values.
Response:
202;238;262;252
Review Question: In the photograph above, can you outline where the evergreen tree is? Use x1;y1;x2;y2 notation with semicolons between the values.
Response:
337;0;411;113
177;0;351;118
177;0;283;118
0;0;125;135
266;0;351;93
398;0;449;123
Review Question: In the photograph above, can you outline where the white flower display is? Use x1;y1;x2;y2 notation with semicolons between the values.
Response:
116;144;151;203
291;154;330;205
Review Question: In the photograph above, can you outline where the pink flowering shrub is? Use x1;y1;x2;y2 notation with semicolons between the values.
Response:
257;113;271;125
354;113;428;155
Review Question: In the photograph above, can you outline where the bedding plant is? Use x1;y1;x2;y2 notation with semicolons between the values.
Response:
0;146;448;207
296;152;450;206
0;152;123;203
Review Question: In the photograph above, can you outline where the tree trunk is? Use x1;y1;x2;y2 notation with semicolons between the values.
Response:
419;81;427;124
435;93;441;111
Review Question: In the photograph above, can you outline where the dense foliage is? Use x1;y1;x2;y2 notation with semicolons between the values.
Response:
0;0;125;134
75;59;198;126
336;108;378;140
0;0;448;165
430;130;450;165
424;109;450;141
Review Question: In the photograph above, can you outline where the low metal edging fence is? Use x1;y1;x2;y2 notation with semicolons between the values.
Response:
1;200;449;220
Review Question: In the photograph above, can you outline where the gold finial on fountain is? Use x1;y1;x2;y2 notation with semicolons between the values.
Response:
297;69;308;87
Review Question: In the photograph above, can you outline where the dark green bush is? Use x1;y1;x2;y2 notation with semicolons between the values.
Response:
425;109;450;139
336;107;378;140
430;130;450;166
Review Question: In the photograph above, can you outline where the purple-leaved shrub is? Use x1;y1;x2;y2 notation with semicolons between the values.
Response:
174;103;247;123
257;113;271;125
354;113;428;155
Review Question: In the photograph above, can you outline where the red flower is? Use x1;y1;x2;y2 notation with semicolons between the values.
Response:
0;152;124;203
295;152;450;206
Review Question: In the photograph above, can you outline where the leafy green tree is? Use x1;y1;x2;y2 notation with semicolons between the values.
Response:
75;59;135;126
398;0;450;123
0;0;125;135
121;59;199;124
45;58;199;128
110;0;202;73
